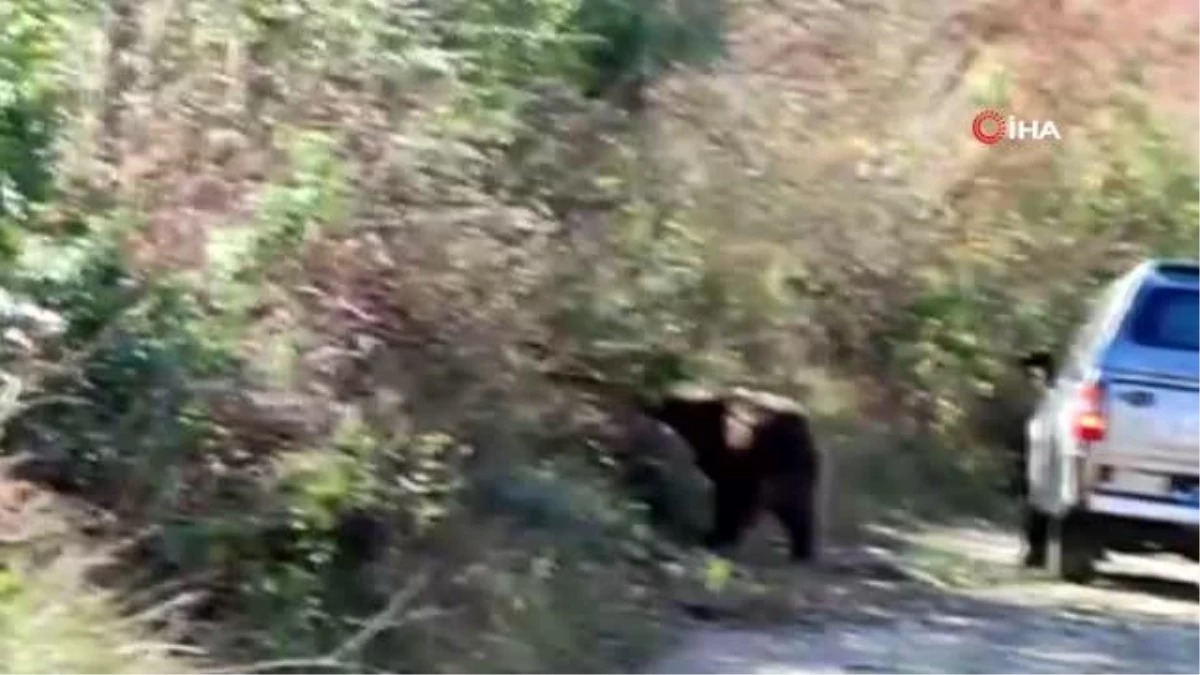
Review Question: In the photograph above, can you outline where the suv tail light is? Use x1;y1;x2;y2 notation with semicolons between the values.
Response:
1073;380;1107;443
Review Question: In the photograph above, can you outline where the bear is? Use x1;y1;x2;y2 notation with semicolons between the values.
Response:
952;350;1057;568
976;356;1047;502
1014;350;1056;568
640;385;825;562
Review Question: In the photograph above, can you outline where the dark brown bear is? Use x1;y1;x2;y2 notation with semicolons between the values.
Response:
641;386;825;561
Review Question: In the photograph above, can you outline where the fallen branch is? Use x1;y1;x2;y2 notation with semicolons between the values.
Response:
208;569;436;674
330;569;432;661
206;656;347;674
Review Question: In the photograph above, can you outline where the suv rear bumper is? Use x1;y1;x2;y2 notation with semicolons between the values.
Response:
1087;491;1200;527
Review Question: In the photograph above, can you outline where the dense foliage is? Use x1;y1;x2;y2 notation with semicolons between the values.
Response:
0;0;1195;671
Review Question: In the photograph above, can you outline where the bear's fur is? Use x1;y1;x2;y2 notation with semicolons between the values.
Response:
641;386;824;561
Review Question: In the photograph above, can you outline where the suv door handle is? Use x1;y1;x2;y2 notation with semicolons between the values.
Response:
1118;390;1155;407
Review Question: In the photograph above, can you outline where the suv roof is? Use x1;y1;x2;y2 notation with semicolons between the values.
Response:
1142;259;1199;289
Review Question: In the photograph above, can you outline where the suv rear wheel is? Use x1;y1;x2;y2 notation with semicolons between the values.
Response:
1046;511;1098;583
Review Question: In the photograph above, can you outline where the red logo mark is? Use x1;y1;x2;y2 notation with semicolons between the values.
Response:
972;110;1006;145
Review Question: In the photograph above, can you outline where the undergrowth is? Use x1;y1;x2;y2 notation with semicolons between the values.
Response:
0;0;1195;672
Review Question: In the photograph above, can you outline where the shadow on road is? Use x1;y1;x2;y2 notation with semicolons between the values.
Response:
676;545;1199;630
1096;570;1200;604
652;556;1200;674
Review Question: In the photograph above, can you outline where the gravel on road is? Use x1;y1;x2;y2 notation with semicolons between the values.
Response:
647;525;1199;674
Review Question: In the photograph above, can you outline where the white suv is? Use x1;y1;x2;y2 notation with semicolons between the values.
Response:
1021;259;1199;582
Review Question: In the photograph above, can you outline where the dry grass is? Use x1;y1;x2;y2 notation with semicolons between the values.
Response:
0;544;197;674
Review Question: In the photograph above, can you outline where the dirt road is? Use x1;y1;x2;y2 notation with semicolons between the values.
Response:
648;524;1199;674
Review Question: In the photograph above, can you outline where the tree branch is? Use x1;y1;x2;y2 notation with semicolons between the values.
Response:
207;569;436;674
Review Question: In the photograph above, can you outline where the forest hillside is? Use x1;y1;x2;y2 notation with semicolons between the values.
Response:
0;0;1196;671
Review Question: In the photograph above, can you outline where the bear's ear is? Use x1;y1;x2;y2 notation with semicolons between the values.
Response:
1018;349;1055;384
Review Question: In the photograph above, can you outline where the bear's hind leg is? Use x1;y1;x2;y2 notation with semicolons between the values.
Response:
706;477;760;553
771;474;819;562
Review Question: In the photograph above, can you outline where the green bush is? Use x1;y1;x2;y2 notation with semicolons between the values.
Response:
8;233;239;503
569;0;724;100
0;0;74;262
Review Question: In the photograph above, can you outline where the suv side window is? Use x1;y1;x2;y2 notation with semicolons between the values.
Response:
1128;287;1199;352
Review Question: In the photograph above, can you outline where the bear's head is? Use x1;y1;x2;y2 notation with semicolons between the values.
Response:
640;387;727;460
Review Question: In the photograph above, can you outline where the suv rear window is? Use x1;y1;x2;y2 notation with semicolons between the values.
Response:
1130;287;1199;352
